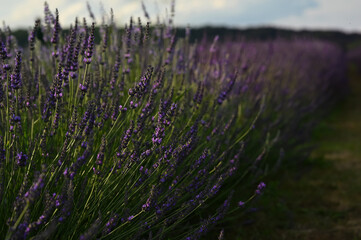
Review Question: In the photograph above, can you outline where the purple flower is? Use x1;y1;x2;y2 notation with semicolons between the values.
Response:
238;201;245;207
83;22;95;64
79;83;87;91
257;182;266;190
255;182;266;195
128;66;153;99
29;19;40;52
216;72;237;104
103;214;119;235
121;121;134;149
16;152;28;166
24;171;46;203
96;137;106;166
50;9;60;45
10;51;22;89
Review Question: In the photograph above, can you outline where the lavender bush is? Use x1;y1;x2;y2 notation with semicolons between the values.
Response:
0;2;347;239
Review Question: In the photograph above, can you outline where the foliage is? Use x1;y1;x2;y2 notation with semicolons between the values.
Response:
0;3;347;239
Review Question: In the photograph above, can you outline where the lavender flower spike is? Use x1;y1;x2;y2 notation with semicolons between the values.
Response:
84;22;95;64
255;182;266;195
10;51;22;89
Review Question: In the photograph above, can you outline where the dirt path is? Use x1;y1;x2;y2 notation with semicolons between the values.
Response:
231;63;361;239
276;63;361;239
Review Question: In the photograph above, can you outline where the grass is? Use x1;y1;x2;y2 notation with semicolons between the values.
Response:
223;62;361;240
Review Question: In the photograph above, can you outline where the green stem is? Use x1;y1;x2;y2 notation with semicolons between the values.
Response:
5;201;30;240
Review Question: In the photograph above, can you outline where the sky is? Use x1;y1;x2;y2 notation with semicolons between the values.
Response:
1;0;361;33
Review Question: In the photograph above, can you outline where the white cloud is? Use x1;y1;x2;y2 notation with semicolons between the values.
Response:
60;2;86;24
0;0;360;33
211;0;226;9
271;0;361;32
8;0;38;23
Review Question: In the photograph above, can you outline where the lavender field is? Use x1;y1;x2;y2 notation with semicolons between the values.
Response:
0;2;357;240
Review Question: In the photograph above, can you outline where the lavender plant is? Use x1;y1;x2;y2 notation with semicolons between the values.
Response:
0;2;347;240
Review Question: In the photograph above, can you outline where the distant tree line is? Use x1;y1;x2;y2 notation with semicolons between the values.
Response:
10;26;361;50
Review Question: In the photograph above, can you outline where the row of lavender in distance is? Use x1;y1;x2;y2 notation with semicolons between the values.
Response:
0;2;347;239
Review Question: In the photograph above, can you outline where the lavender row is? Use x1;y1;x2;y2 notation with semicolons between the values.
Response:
0;3;347;240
